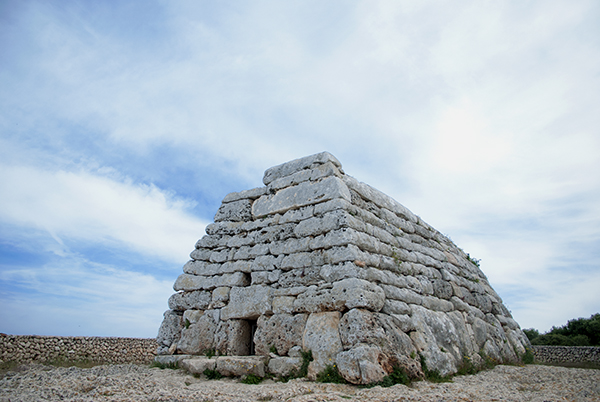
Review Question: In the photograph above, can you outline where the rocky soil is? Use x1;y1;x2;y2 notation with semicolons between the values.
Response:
1;363;598;402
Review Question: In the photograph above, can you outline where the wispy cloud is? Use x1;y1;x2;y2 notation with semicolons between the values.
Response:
1;0;599;335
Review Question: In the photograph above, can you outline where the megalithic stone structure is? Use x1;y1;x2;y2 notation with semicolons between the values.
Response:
157;152;530;384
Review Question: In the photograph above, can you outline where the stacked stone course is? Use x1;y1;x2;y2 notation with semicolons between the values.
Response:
0;334;157;364
157;152;530;384
532;345;600;367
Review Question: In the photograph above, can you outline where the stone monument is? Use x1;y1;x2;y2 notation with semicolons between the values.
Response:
157;152;530;384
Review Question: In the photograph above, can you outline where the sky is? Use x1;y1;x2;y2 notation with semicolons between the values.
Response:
1;0;599;338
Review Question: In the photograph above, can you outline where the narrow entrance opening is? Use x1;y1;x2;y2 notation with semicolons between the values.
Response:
248;319;257;355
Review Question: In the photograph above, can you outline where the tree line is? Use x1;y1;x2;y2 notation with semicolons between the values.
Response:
523;313;600;346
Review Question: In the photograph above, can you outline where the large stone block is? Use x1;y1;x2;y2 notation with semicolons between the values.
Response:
220;285;273;320
254;313;307;356
214;199;252;222
177;310;219;355
262;151;342;185
168;290;211;311
336;345;387;385
294;278;385;313
181;357;216;375
303;311;343;380
157;310;183;349
173;272;249;291
268;356;303;377
253;176;351;218
216;356;267;377
227;319;252;356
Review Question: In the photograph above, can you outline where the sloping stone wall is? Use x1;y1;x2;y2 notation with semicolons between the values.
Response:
0;334;157;364
158;152;530;384
532;345;600;367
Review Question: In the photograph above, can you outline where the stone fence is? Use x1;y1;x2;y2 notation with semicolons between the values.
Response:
0;334;157;364
532;345;600;367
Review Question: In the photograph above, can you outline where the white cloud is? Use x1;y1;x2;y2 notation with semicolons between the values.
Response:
0;163;208;263
0;256;173;337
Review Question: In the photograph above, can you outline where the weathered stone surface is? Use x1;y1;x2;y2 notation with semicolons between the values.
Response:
254;176;351;219
269;162;343;191
177;310;219;355
216;356;267;377
173;272;249;291
227;319;252;356
168;290;211;311
268;356;303;377
303;311;343;380
157;310;183;348
336;345;388;385
212;287;230;308
294;278;385;313
262;151;342;185
214;199;253;222
222;187;267;203
339;309;387;349
221;285;273;320
181;357;216;374
254;313;307;356
154;355;192;365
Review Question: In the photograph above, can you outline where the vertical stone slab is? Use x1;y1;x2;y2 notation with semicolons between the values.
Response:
303;311;343;380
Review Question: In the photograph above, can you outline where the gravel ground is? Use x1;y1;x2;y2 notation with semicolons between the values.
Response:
1;363;599;402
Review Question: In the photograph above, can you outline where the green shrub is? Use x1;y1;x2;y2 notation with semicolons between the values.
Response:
203;368;222;380
420;354;452;383
377;366;410;387
316;364;346;384
521;348;534;365
241;373;263;384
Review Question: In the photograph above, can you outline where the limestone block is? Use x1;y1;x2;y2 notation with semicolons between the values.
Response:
432;279;453;300
181;357;216;375
294;211;348;238
173;272;250;291
269;161;343;191
320;263;359;282
268;356;303;377
177;310;219;355
195;235;223;249
254;313;308;356
376;313;418;358
168;290;211;311
190;248;211;261
497;315;519;330
313;198;352;215
222;186;267;203
389;314;415;332
381;285;423;305
410;306;465;376
227;320;252;356
303;311;343;380
154;354;192;365
279;205;315;224
183;309;204;325
214;199;252;222
342;175;418;224
422;296;454;312
309;228;358;250
212;287;230;308
381;299;411;315
474;293;493;313
280;251;321;270
262;151;342;185
227;233;257;248
339;309;387;348
157;310;183;348
216;356;267;377
278;267;322;287
251;255;282;271
253;176;351;218
209;249;230;263
336;345;387;385
183;260;222;276
323;244;363;265
220;285;273;320
269;237;311;256
294;278;385;313
272;296;295;314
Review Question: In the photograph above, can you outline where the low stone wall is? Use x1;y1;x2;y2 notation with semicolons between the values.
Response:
532;345;600;367
0;334;158;364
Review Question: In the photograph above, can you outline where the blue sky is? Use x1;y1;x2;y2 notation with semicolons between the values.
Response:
1;0;599;337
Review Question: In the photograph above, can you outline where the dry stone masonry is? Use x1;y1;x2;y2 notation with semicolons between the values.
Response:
157;152;530;384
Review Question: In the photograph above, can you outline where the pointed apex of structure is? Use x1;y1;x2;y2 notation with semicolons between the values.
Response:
157;152;530;384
